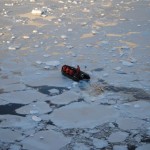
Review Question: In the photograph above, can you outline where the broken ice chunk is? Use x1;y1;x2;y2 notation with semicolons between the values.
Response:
73;143;89;150
8;45;21;50
44;60;60;67
93;138;108;149
108;131;129;143
58;19;62;22
0;33;4;36
31;9;43;16
129;57;137;63
40;41;44;45
113;145;128;150
122;61;133;67
68;28;73;32
71;53;77;57
32;115;42;122
73;1;78;4
48;89;59;95
112;47;117;51
92;30;97;35
66;45;74;49
109;122;115;128
30;110;39;114
34;45;39;48
59;1;64;3
103;73;109;77
86;44;92;47
64;6;68;10
33;30;38;33
35;72;41;75
54;40;58;44
8;46;16;50
72;82;78;87
121;46;130;50
5;3;14;6
67;86;72;89
11;36;16;39
114;67;122;71
30;134;34;137
0;129;22;143
6;27;11;31
136;144;150;150
36;61;42;65
44;66;50;70
61;35;67;39
22;35;30;39
43;54;50;57
81;22;87;26
41;14;47;17
40;136;44;140
134;104;140;108
38;32;43;35
9;145;21;150
100;41;109;46
83;8;90;13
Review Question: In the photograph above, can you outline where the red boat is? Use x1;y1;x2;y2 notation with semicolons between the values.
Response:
61;65;90;82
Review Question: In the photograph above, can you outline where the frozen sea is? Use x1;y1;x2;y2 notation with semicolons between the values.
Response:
0;0;150;150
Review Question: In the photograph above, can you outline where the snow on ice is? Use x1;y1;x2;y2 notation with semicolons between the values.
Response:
0;0;150;149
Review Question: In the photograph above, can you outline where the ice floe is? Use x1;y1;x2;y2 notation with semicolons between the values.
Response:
73;143;89;150
15;101;52;115
30;0;36;2
50;90;79;105
44;60;60;67
0;90;48;104
136;144;150;150
21;130;71;150
108;131;129;143
61;35;67;39
93;138;108;149
8;45;21;50
48;88;60;95
50;102;119;128
113;145;128;150
31;9;44;16
120;101;150;119
32;115;42;122
0;128;22;142
122;60;133;67
0;0;150;149
22;35;30;39
116;117;144;130
0;115;38;130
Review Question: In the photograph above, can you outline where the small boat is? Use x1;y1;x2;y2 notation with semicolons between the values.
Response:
61;65;90;82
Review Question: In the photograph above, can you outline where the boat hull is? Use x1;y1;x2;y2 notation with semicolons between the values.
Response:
61;65;90;82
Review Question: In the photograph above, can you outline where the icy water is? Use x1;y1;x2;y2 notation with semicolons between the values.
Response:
0;0;150;150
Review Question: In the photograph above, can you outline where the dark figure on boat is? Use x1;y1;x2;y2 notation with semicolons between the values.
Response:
76;65;80;76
